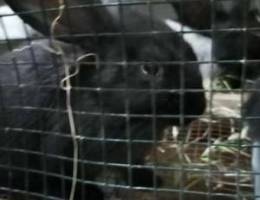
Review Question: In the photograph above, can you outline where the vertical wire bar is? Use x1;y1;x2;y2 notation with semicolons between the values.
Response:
18;10;43;198
117;1;132;199
17;10;40;200
0;83;10;198
179;0;185;200
240;0;250;199
95;1;111;197
208;0;216;199
148;0;159;199
38;1;55;199
95;7;107;194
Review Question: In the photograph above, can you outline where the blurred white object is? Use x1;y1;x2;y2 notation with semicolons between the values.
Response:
165;19;219;90
252;140;260;200
0;5;35;39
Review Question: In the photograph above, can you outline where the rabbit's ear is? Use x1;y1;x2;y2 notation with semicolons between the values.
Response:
170;0;211;30
4;0;118;43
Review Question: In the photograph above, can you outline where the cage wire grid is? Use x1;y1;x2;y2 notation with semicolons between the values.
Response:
0;0;259;200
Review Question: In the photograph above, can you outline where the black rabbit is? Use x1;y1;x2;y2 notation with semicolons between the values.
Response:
243;79;260;200
0;1;206;199
0;24;205;200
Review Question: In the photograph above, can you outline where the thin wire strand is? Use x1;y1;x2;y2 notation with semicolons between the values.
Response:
49;1;100;200
49;1;78;200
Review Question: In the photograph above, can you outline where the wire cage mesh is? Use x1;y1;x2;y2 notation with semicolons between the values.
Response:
0;0;259;200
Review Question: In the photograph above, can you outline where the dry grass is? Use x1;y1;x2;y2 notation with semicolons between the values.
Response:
142;92;253;200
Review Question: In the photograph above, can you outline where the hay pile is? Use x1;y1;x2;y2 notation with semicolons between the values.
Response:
145;92;253;200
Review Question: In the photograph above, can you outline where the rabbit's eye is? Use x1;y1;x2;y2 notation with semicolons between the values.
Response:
141;64;161;76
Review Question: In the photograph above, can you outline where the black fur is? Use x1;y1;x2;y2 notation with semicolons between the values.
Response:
0;32;205;200
0;1;206;199
169;0;260;88
170;0;260;33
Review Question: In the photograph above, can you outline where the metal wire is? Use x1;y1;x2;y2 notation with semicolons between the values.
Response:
0;0;259;200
